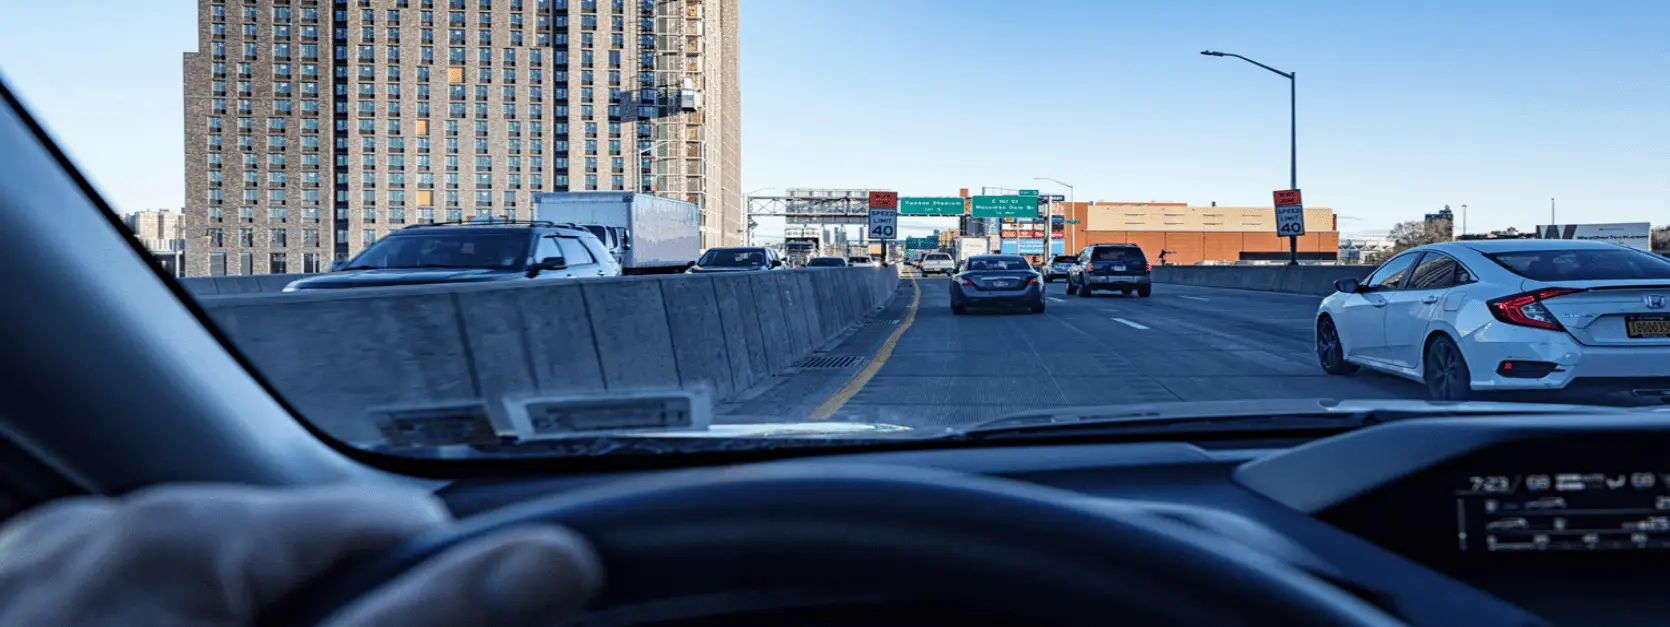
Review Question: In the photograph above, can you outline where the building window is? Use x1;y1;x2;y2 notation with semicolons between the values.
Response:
209;253;228;276
239;252;255;276
269;252;288;274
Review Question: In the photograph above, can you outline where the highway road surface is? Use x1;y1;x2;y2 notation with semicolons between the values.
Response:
716;273;1647;428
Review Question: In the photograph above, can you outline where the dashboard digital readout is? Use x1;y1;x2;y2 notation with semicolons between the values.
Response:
1457;471;1670;552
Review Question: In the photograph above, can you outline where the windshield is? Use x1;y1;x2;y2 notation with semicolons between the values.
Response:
8;2;1668;464
699;248;765;267
341;232;530;271
1486;248;1670;281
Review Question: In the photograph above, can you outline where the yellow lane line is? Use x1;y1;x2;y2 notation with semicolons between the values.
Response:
808;275;922;420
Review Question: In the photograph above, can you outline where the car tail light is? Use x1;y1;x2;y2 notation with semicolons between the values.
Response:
959;277;977;287
1025;275;1040;286
1144;263;1152;272
1487;288;1585;332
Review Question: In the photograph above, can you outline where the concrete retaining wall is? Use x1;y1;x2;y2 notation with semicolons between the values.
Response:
198;267;899;444
1152;265;1374;296
179;273;313;296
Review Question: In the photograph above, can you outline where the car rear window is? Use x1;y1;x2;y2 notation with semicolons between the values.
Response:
1052;256;1076;263
1486;248;1670;281
925;254;952;261
1091;247;1145;263
966;257;1031;271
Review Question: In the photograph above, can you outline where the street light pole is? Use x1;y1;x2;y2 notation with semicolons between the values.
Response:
1034;176;1074;257
1201;50;1300;265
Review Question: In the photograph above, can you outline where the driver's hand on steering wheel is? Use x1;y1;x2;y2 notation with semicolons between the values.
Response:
0;484;603;626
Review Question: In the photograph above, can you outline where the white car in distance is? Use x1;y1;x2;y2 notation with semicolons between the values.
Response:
918;253;956;276
1315;240;1670;402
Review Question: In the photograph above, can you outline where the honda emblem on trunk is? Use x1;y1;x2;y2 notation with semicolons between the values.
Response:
1646;294;1666;309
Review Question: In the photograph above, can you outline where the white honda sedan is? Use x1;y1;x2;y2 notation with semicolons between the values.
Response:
1315;240;1670;401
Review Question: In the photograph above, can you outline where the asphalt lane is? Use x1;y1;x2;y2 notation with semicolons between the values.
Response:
717;274;1432;428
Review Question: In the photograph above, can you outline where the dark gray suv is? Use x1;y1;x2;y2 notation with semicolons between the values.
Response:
1066;244;1152;298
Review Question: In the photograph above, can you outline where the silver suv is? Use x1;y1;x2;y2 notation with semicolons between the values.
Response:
285;220;621;291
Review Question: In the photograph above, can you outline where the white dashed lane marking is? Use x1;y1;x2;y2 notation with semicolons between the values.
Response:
1112;317;1150;330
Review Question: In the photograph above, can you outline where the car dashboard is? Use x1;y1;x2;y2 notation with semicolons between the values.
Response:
436;413;1670;627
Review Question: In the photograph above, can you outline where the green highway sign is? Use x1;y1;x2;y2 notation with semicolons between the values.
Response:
899;197;965;216
1019;189;1039;196
905;237;938;250
972;195;1036;218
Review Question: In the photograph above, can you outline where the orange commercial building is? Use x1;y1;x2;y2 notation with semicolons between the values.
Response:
1055;202;1340;265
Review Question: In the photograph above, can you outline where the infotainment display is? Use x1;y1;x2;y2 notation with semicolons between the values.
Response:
1456;471;1670;552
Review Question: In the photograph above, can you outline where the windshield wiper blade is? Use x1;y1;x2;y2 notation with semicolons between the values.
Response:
959;398;1634;439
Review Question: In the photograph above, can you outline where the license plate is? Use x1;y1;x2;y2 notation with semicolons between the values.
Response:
1113;264;1126;271
1626;315;1670;338
991;280;1013;288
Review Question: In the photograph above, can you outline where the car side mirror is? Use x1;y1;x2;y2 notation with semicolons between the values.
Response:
527;257;568;277
1334;278;1362;294
771;259;783;268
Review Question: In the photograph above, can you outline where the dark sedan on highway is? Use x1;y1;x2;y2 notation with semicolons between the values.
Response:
950;254;1045;315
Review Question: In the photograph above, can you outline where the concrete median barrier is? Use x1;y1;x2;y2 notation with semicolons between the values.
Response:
180;273;314;296
197;266;899;443
1152;265;1373;296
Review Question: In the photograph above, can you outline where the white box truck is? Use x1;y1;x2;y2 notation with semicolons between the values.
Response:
956;237;990;263
534;192;701;275
782;226;820;267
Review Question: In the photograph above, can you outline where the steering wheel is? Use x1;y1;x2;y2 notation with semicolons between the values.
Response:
262;463;1404;626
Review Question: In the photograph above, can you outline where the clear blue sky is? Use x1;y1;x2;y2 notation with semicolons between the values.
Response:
2;0;1664;239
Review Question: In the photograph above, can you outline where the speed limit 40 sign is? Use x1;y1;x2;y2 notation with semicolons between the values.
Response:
868;208;898;240
1273;189;1305;237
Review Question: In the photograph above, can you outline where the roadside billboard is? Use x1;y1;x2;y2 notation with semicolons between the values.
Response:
1000;239;1066;256
1535;223;1652;251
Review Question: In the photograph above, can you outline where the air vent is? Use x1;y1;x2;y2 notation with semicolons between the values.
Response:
795;355;865;369
503;390;712;440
